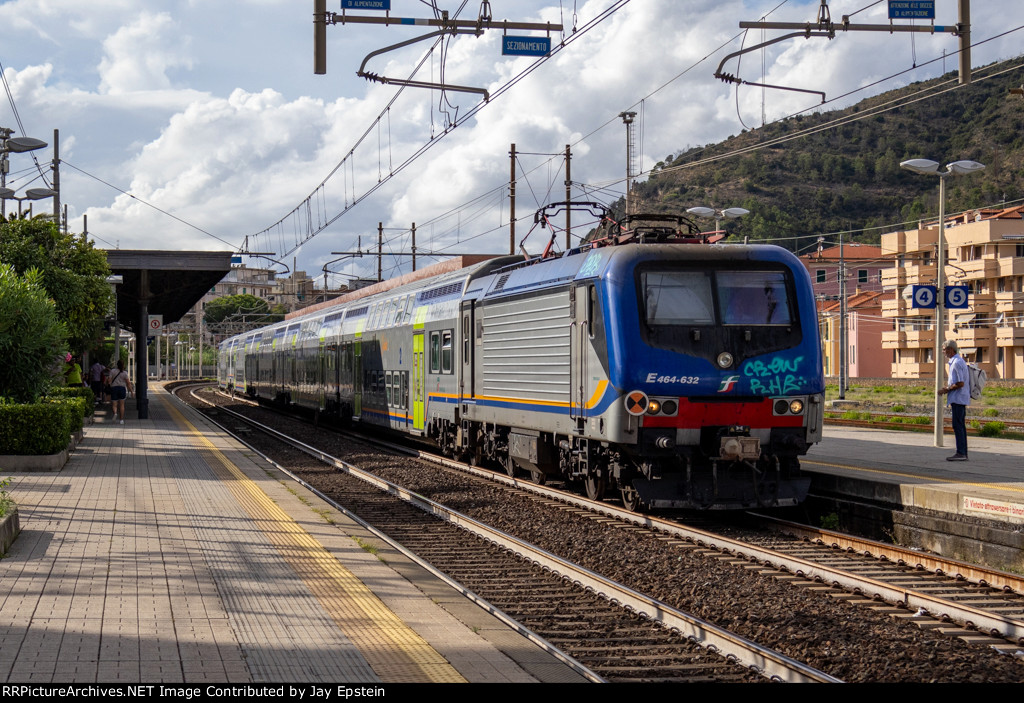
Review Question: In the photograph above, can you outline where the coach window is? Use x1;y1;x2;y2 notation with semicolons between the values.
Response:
441;329;453;373
430;331;441;373
386;372;393;405
401;295;413;325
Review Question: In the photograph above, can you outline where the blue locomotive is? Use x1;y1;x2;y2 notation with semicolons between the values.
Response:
218;213;824;510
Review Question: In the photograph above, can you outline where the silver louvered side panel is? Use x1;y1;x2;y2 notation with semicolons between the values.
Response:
481;291;570;402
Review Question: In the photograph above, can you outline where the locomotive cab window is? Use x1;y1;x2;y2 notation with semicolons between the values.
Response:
643;271;714;325
718;271;792;326
638;264;801;366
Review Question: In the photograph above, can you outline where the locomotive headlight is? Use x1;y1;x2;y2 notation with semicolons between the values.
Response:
647;400;661;415
717;352;733;369
774;399;790;415
789;399;804;415
661;399;678;416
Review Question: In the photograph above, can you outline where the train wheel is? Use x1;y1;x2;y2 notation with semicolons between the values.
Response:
530;468;547;486
502;455;518;478
584;475;606;501
620;486;642;512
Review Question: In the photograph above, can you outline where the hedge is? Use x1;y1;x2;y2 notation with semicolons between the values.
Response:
46;386;95;418
0;401;74;455
41;396;88;435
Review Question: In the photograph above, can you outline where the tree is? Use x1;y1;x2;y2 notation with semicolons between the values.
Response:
0;264;67;402
0;218;113;353
204;294;272;325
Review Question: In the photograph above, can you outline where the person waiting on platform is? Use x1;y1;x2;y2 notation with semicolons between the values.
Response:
64;354;84;388
107;359;134;425
89;359;106;405
938;339;970;462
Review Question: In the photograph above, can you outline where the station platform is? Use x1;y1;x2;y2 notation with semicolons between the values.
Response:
0;386;586;684
802;424;1024;569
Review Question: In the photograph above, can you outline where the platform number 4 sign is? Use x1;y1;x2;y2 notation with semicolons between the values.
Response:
148;315;164;331
911;285;936;309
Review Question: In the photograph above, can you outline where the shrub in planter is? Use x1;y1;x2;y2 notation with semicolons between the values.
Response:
46;386;95;417
42;396;86;435
0;401;73;455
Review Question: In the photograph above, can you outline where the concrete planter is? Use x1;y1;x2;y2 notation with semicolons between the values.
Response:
0;445;70;472
0;507;19;554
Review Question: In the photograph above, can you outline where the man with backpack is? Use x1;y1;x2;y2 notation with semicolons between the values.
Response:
938;339;970;461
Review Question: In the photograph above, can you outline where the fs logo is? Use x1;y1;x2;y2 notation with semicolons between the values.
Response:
718;375;740;393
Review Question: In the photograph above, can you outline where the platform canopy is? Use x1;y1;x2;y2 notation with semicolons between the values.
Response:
105;250;234;331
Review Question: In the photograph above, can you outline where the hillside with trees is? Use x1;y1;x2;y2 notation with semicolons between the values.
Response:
628;62;1024;250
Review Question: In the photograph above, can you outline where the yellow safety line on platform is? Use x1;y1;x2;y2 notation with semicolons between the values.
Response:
164;399;466;683
804;460;1024;495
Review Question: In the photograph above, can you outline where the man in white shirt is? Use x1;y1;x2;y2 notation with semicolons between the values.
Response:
938;339;970;461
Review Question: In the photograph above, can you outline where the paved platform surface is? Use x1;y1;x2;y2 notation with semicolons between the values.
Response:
805;424;1024;525
0;386;585;684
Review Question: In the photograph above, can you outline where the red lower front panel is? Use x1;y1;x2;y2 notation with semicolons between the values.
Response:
642;398;805;429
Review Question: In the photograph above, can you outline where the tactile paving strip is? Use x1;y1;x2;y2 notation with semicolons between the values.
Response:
164;401;465;683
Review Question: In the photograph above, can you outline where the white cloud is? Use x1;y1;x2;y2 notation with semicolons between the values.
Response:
98;12;193;94
0;0;1018;281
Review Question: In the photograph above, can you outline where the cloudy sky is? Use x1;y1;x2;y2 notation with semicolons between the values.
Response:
2;0;1021;285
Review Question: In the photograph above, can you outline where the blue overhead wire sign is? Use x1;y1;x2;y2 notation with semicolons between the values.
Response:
342;0;390;9
502;36;551;57
888;1;935;20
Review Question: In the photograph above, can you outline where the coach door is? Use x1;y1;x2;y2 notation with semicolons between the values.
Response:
460;302;475;404
353;340;362;418
412;332;425;432
570;283;596;430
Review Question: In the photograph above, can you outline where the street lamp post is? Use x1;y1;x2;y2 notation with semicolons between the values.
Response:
899;158;985;447
0;187;58;218
1;130;48;220
685;206;750;236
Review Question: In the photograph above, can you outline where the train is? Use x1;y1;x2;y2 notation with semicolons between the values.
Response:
217;210;824;510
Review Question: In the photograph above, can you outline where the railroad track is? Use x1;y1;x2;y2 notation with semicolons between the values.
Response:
173;382;1024;682
824;414;1024;434
743;515;1024;646
175;384;832;683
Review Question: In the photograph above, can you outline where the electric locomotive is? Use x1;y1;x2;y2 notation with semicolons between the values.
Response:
218;210;823;511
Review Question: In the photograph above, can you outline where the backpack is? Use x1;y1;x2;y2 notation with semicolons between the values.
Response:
967;362;987;400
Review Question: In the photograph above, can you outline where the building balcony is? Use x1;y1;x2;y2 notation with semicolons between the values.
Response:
998;258;1024;277
994;292;1024;314
996;326;1024;347
881;268;906;288
955;258;999;280
950;326;996;348
881;297;902;315
882;330;935;349
890;362;936;378
881;264;938;289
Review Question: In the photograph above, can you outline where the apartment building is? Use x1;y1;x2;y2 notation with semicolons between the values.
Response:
881;205;1024;379
819;290;891;378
